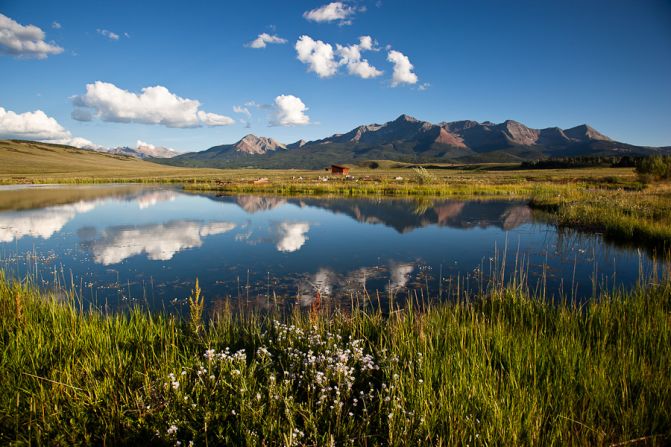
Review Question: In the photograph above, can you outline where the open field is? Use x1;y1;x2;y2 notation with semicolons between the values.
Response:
0;139;641;187
1;272;670;445
0;140;226;183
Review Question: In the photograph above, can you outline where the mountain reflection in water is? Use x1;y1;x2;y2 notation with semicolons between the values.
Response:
214;194;534;233
0;186;653;310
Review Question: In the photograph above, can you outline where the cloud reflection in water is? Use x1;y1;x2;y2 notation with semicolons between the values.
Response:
89;220;236;265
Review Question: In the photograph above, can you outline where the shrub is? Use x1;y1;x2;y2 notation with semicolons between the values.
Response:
636;155;671;183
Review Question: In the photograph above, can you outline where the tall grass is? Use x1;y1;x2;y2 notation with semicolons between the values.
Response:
1;270;670;445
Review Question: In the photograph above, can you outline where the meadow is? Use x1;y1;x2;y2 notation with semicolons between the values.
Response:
1;270;670;446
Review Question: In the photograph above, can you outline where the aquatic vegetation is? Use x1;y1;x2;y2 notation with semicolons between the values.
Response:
1;271;670;445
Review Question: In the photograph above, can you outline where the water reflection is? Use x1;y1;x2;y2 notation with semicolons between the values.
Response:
275;222;310;252
235;196;287;213
0;201;96;242
209;195;535;233
136;190;178;209
83;220;236;265
0;185;656;309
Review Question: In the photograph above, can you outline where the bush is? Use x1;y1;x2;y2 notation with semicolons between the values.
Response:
636;156;671;183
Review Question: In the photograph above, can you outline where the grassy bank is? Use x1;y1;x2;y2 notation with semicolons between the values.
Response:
1;274;670;445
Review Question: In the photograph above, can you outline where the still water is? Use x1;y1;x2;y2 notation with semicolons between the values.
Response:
0;184;652;311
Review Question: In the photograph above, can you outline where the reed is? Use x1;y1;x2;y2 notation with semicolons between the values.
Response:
1;270;669;446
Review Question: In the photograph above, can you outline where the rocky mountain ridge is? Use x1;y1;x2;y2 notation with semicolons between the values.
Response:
158;114;669;169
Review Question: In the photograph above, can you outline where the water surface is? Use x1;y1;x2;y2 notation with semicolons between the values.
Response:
0;185;652;311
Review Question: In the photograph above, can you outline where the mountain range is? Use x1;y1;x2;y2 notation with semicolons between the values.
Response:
106;141;179;159
149;114;670;168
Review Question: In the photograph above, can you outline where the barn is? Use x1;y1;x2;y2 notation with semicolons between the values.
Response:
330;165;350;175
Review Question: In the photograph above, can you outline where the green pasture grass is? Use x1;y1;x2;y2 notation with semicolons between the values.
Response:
1;271;670;445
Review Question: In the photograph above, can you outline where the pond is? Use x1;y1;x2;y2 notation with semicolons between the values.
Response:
0;184;654;311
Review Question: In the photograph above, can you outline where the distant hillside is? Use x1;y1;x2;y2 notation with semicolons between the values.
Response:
0;140;213;180
158;115;670;169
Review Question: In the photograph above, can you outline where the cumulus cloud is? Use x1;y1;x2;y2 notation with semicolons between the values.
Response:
387;50;418;86
336;35;383;79
0;106;99;148
295;35;338;78
303;2;357;25
71;81;235;128
245;33;287;49
97;29;119;40
51;21;62;30
275;222;310;252
89;220;236;265
296;35;385;80
271;95;310;126
0;13;63;59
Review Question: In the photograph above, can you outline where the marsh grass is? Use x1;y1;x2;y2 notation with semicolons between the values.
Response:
1;269;670;446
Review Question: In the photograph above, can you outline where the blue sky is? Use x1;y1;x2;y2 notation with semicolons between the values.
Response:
1;0;670;152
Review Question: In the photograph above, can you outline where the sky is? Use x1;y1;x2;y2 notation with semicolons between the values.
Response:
1;0;670;152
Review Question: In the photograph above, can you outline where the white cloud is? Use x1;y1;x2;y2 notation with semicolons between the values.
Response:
197;110;235;126
97;29;119;41
303;2;357;25
90;220;236;265
0;13;63;59
271;95;310;126
71;81;235;128
246;33;287;49
418;82;430;91
295;35;338;78
275;222;310;252
0;106;98;148
233;105;251;118
51;21;62;30
336;35;383;79
234;105;252;127
297;35;385;80
387;50;418;86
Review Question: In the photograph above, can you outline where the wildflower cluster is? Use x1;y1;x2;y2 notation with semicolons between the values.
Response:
142;319;426;445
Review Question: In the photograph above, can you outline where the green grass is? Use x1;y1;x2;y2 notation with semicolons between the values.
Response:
1;272;670;446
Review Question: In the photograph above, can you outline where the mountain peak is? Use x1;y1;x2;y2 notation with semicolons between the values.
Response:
563;124;611;142
107;141;178;159
287;139;307;149
394;114;419;123
233;134;286;154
